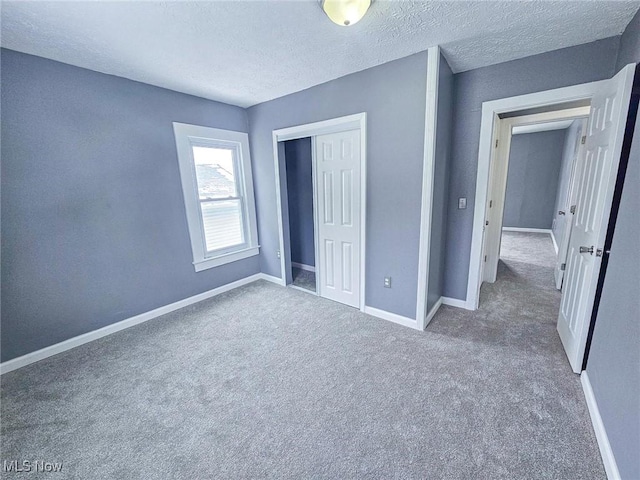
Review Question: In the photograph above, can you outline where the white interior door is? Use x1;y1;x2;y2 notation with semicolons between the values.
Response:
315;129;361;308
557;64;635;373
482;118;512;283
554;119;587;290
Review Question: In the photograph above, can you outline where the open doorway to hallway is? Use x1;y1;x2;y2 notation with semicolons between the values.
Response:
481;116;589;361
468;64;635;373
482;105;591;287
498;117;588;294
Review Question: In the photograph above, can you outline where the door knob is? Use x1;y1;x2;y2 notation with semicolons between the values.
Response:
558;210;566;215
579;246;594;254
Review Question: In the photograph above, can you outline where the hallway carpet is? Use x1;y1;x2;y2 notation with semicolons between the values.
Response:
1;233;604;479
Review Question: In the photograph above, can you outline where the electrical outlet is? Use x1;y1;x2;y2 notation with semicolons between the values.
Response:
384;277;392;288
458;197;467;209
276;250;281;259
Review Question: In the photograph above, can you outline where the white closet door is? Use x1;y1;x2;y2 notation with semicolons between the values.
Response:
315;130;361;308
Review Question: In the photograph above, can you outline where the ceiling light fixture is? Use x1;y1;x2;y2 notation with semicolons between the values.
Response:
321;0;372;27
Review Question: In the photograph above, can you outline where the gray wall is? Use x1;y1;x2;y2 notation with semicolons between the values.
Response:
444;37;620;300
587;107;640;480
616;9;640;72
552;119;587;243
277;141;293;286
427;53;453;313
284;138;315;267
1;49;258;362
249;52;428;319
503;130;565;229
587;10;640;480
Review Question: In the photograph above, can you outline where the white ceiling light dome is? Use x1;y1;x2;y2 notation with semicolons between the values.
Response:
321;0;372;26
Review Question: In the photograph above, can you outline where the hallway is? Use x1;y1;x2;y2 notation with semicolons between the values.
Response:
500;231;560;278
431;231;563;353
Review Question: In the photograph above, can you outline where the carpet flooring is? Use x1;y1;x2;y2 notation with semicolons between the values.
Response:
1;232;604;479
291;267;316;292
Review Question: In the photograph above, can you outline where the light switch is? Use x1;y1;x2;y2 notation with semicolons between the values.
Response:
458;197;467;209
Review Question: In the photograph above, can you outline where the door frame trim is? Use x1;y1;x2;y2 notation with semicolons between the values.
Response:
481;106;591;285
467;79;611;311
272;113;367;311
553;117;589;289
416;46;441;330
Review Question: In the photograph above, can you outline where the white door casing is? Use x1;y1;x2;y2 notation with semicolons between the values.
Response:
554;119;588;290
469;74;632;312
481;106;593;286
557;64;635;373
482;117;512;283
315;129;361;308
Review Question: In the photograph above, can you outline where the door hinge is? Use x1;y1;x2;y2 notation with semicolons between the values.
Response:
581;135;586;145
485;220;489;226
560;263;566;271
489;200;493;208
570;205;576;214
484;255;487;262
495;139;499;148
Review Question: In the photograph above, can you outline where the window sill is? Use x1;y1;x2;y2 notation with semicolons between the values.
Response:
193;246;260;272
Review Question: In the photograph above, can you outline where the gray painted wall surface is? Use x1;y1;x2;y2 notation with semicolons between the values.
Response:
587;12;640;480
587;108;640;480
551;119;586;243
1;49;258;361
444;37;620;300
503;130;565;229
248;52;428;319
284;138;315;267
616;9;640;72
427;54;453;313
277;142;294;286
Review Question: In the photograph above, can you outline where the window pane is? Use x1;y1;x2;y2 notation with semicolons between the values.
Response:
201;199;244;252
192;146;237;199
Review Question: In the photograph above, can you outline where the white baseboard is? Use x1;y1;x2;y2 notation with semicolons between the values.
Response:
502;227;552;234
291;262;316;273
363;306;419;330
581;372;621;480
1;273;268;375
425;297;443;326
289;284;317;295
441;296;475;310
258;272;286;286
550;231;559;255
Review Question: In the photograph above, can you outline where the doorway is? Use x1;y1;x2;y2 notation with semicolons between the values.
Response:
272;113;367;311
467;65;635;372
498;117;588;296
283;138;317;294
489;113;590;291
481;106;591;286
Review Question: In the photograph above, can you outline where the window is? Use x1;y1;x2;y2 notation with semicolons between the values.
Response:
173;123;259;271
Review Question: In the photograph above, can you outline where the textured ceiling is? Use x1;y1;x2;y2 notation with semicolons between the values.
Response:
1;1;638;107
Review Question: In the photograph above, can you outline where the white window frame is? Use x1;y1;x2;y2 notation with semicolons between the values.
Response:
173;122;259;271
